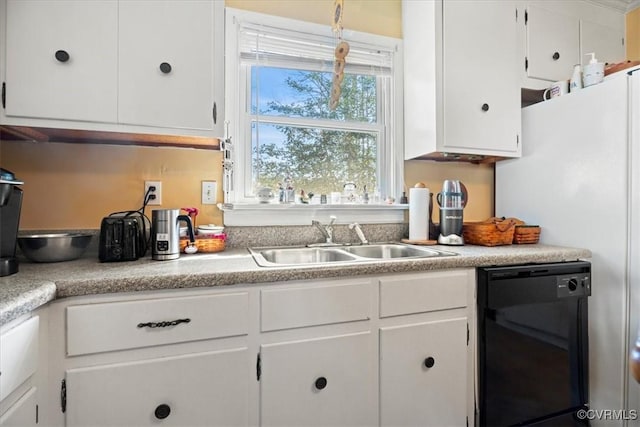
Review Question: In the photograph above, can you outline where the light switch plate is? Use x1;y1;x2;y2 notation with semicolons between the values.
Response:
202;181;217;205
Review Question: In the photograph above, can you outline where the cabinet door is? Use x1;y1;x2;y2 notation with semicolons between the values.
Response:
380;318;468;427
65;348;250;427
0;387;37;427
5;0;118;122
443;0;521;156
118;1;215;131
260;332;375;427
581;20;625;67
526;5;580;82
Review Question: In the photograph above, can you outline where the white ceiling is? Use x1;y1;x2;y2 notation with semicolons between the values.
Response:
589;0;640;12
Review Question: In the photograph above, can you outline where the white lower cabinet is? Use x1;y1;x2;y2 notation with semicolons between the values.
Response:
0;387;37;427
0;315;40;427
46;270;475;427
380;318;468;426
65;348;249;427
260;332;375;427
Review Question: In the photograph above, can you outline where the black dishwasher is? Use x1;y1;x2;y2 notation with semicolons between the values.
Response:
478;261;591;426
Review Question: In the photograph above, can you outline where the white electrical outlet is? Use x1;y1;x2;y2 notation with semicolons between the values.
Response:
144;181;162;205
202;181;217;205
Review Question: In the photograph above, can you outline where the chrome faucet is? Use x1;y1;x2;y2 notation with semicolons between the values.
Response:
348;222;369;245
312;215;337;244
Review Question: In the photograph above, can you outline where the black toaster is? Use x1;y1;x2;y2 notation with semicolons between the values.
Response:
98;213;147;262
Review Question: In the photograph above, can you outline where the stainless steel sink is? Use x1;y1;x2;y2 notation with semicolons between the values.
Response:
258;247;358;264
249;243;457;267
342;244;445;259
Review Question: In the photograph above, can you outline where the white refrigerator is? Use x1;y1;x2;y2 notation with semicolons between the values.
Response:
496;68;640;423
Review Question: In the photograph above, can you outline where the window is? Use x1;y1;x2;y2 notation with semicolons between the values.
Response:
224;8;404;224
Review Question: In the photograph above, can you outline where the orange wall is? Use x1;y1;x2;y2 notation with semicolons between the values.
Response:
628;7;640;61
0;141;223;230
225;0;402;38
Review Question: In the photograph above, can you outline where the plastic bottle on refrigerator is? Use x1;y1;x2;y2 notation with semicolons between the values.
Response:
570;64;583;92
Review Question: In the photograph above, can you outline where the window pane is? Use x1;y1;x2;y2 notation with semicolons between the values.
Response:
252;122;378;196
251;66;378;124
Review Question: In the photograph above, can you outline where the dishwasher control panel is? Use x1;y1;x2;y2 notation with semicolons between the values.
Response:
557;273;591;298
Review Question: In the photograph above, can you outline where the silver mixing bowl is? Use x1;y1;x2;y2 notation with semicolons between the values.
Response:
18;233;93;263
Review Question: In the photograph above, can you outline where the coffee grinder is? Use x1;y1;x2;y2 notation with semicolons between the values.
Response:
0;168;24;276
436;179;465;245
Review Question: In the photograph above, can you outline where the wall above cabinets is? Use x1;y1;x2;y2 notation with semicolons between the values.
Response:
0;0;225;147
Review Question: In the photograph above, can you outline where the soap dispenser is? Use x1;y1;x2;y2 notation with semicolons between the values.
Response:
583;53;604;87
570;64;583;92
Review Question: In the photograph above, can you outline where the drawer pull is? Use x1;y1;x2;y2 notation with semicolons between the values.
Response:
424;357;435;368
154;404;171;420
137;318;191;329
314;376;328;390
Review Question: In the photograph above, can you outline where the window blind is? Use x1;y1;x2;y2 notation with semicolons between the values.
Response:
237;22;394;76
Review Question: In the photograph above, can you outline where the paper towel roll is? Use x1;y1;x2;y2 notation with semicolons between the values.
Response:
409;187;429;241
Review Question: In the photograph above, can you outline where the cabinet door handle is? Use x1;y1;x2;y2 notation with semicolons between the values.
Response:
552;52;560;61
314;377;328;390
137;318;191;328
55;50;70;63
213;102;217;124
424;357;435;368
159;62;172;74
154;404;171;420
481;103;489;112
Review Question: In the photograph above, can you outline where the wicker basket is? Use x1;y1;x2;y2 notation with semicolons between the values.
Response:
513;225;541;244
462;217;523;246
180;234;226;253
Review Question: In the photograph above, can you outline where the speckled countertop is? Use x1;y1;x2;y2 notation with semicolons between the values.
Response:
0;243;591;327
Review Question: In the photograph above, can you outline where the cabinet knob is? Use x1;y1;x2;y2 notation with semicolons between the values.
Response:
154;404;171;420
314;377;328;390
159;62;172;74
424;357;435;368
55;50;70;63
552;52;560;61
481;103;489;112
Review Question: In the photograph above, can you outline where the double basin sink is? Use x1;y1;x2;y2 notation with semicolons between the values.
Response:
249;242;457;267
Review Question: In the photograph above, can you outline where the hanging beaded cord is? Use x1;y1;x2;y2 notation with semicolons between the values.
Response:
330;0;349;111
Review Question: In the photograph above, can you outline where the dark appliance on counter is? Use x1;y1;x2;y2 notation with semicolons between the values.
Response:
0;168;24;277
478;261;591;426
98;211;148;262
436;179;466;245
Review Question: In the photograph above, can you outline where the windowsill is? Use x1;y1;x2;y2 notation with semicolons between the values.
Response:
222;203;408;226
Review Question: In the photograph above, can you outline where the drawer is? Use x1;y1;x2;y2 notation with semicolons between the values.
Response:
261;280;371;332
0;316;39;402
67;292;249;356
379;271;469;318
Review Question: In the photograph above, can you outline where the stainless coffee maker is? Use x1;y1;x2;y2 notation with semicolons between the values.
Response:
436;180;466;245
0;168;24;276
151;209;196;260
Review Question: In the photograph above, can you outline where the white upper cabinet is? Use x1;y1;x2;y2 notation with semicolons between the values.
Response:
118;1;217;131
403;0;521;161
442;0;521;156
1;0;224;138
522;1;625;87
5;0;118;123
525;5;580;82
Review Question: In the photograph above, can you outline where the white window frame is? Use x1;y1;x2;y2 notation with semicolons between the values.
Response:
224;8;405;226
